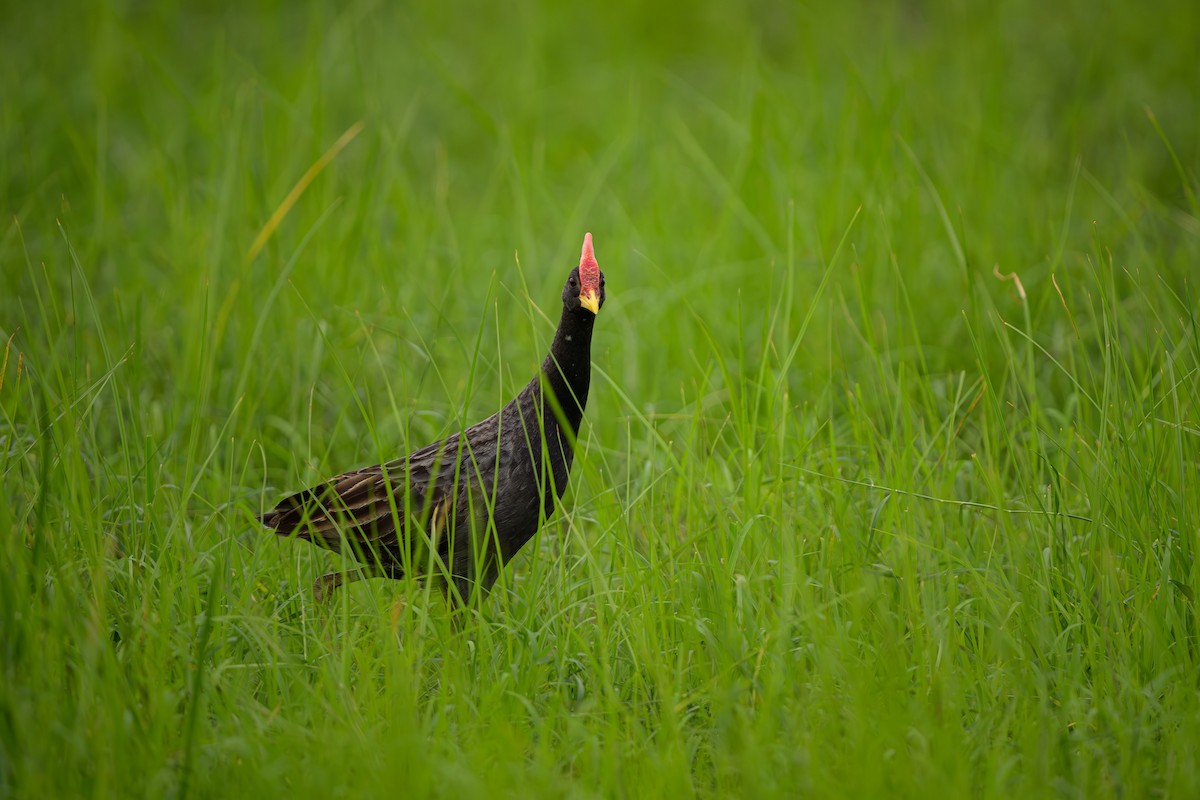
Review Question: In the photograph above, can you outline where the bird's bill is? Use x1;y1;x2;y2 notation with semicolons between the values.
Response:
578;232;601;314
579;289;600;315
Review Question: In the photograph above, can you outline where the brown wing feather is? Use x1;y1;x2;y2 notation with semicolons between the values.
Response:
261;465;405;549
259;438;464;570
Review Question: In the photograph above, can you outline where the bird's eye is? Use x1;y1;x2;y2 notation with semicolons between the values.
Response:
569;277;577;287
600;278;605;288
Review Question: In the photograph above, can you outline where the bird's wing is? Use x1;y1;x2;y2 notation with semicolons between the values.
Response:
261;465;395;550
259;435;469;554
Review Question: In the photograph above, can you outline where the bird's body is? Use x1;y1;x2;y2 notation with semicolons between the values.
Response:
260;234;606;602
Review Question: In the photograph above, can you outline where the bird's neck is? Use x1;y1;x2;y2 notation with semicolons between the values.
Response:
538;308;595;434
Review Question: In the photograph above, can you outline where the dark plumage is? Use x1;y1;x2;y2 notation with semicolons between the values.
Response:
260;234;606;603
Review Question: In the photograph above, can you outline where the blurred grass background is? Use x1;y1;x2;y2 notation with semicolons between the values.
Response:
2;0;1198;797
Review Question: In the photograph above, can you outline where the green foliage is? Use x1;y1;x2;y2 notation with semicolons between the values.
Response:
2;0;1198;796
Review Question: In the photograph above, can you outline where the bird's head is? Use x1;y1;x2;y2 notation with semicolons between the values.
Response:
563;232;605;316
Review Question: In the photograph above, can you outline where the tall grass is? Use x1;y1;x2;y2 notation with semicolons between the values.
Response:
2;0;1198;796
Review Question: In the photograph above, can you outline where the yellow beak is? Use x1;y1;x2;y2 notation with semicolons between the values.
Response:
579;289;600;315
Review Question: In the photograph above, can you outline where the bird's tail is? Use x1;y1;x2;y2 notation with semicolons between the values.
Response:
257;487;323;540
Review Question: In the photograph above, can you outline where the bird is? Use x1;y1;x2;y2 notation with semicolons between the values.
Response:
259;233;606;604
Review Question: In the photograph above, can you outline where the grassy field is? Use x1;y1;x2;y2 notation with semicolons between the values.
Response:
3;0;1199;796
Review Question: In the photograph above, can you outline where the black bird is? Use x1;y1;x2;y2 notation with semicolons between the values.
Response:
260;233;606;603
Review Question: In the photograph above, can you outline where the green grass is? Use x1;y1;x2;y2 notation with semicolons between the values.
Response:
3;0;1199;796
